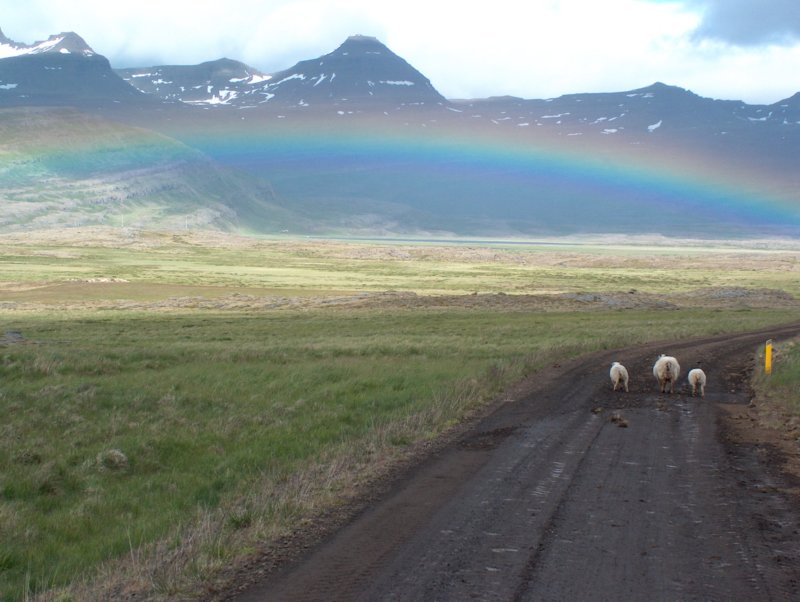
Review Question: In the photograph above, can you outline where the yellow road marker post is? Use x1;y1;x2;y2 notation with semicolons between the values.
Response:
765;339;773;375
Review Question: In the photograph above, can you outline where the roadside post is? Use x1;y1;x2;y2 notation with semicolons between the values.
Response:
765;339;773;375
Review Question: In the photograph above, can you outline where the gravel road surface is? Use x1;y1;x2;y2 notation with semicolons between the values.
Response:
231;323;800;601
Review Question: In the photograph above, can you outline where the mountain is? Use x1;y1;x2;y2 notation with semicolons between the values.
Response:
0;28;97;57
771;91;800;124
260;35;446;107
0;29;149;107
116;58;271;107
447;82;774;138
156;79;798;239
2;27;799;238
117;35;447;109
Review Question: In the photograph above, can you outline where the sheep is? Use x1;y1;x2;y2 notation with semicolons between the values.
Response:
609;361;629;392
688;368;706;398
653;354;680;394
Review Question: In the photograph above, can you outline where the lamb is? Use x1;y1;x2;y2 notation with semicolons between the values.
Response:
653;354;680;394
609;361;629;392
688;368;706;398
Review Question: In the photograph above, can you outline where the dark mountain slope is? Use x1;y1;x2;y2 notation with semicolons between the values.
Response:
115;35;447;109
262;35;446;107
0;30;151;107
116;58;270;106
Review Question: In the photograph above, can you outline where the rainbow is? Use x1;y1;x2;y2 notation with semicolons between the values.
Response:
172;112;800;236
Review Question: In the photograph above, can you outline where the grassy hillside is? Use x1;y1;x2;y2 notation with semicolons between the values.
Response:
0;108;300;233
751;337;800;431
158;110;800;239
4;105;800;239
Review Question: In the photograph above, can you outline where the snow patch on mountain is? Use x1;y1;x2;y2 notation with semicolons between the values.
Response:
748;112;772;122
0;32;95;59
274;73;306;86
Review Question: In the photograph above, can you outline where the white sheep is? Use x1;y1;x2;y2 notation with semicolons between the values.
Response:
609;361;629;392
688;368;706;398
653;354;680;394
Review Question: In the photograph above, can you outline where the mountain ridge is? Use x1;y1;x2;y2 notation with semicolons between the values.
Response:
0;29;153;107
114;34;448;108
2;28;797;108
1;27;799;238
259;34;447;106
116;58;270;106
0;29;95;58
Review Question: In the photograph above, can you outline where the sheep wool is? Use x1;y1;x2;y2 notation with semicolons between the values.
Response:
653;355;681;394
688;368;707;398
610;362;629;392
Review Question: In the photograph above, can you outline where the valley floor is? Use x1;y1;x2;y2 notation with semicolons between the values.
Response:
1;228;799;600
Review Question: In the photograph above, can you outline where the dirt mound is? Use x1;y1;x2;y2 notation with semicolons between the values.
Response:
675;287;799;308
364;287;798;312
0;330;25;344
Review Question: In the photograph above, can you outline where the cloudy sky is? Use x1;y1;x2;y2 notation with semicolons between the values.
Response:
3;0;800;103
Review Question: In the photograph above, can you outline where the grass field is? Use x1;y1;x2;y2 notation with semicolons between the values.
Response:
1;229;800;300
763;339;800;400
1;229;799;600
751;336;800;429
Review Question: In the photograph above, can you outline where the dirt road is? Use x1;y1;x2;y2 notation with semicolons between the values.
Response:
230;323;800;601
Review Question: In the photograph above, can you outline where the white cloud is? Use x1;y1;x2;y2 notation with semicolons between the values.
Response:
2;0;800;103
374;0;701;98
686;0;800;45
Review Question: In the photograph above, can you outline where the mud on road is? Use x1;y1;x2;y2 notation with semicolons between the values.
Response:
227;323;800;601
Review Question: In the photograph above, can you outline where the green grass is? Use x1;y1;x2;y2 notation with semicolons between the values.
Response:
1;307;798;600
752;337;800;415
1;231;799;298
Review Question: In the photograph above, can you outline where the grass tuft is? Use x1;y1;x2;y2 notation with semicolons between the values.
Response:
96;450;130;473
751;338;800;424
